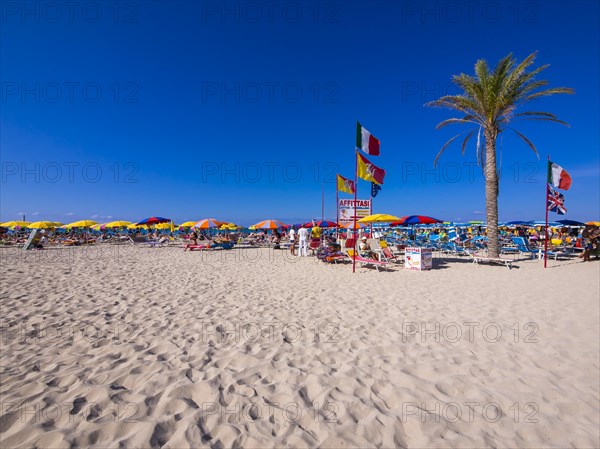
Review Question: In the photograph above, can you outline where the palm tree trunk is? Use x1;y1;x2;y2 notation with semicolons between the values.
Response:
484;130;500;258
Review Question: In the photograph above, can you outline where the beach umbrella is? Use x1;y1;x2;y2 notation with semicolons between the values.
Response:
153;222;174;230
105;220;132;228
391;215;443;226
528;220;561;226
251;219;286;229
65;219;98;228
136;216;171;226
219;222;240;230
468;220;484;224
127;223;144;230
506;220;529;225
193;218;224;229
557;219;586;226
0;220;30;228
90;223;108;231
301;220;339;228
585;221;600;226
179;221;198;228
27;221;57;229
358;214;401;223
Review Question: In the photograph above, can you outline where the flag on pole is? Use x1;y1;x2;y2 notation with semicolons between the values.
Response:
357;152;385;185
337;174;356;194
548;161;572;190
356;121;380;156
547;185;567;215
371;182;381;198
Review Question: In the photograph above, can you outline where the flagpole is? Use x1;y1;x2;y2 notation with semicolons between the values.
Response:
321;182;325;222
335;185;339;239
370;187;373;238
544;155;550;268
353;149;358;273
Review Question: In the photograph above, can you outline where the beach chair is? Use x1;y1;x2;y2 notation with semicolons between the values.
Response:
471;255;514;269
346;249;389;272
444;241;470;256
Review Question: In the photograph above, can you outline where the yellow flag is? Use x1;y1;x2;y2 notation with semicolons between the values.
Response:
337;174;355;194
357;152;385;185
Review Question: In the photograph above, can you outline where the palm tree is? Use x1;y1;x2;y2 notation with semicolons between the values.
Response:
427;52;574;257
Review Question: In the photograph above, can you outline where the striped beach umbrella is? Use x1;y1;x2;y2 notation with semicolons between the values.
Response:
301;220;339;228
136;216;171;226
391;215;443;225
193;218;224;229
250;219;286;229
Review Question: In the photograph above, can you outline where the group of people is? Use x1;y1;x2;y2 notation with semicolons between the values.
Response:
288;223;324;256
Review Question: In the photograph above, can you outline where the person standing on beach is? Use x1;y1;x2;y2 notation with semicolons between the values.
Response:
298;226;309;256
289;226;296;255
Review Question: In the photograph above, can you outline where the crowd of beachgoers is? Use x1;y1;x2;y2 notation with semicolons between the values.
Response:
1;220;599;265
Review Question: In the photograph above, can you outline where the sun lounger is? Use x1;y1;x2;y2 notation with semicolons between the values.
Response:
471;255;514;269
346;249;390;272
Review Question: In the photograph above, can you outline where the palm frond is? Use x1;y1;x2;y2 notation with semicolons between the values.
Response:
525;87;575;101
508;128;539;158
435;117;479;129
461;130;476;155
434;132;468;166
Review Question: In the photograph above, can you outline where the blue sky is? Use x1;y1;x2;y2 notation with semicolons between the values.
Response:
1;0;599;225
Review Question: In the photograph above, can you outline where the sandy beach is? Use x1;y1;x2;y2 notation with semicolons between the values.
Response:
1;246;598;448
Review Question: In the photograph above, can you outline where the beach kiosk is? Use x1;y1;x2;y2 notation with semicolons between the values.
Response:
404;247;433;271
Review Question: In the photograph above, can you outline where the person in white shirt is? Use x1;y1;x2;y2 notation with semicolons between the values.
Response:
289;227;296;255
297;227;309;256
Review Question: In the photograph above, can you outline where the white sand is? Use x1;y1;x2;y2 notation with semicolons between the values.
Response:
1;246;599;449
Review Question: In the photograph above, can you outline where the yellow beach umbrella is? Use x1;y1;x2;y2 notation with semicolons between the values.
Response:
179;221;198;228
358;214;402;223
0;220;30;228
27;221;56;229
105;220;132;228
127;223;144;230
585;221;600;226
65;220;98;228
220;222;240;230
155;222;175;230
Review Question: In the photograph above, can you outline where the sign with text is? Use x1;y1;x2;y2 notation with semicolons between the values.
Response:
338;199;371;224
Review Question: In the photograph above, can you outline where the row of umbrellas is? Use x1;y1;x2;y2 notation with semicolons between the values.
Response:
3;216;598;231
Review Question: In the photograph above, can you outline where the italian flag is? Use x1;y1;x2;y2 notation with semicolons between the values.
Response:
548;161;572;191
356;121;380;156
